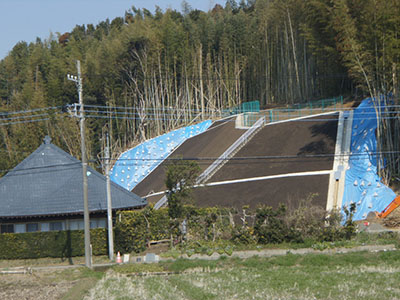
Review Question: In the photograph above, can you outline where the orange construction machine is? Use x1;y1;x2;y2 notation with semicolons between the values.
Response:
376;195;400;218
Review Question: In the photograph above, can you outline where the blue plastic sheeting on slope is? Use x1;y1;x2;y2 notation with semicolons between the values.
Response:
110;120;212;191
341;98;395;221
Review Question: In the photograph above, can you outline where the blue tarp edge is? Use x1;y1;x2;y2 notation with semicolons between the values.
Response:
341;97;395;221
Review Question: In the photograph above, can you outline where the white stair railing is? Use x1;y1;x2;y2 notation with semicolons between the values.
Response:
154;195;167;209
196;116;265;184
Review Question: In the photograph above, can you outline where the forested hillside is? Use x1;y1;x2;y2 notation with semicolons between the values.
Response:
0;0;399;179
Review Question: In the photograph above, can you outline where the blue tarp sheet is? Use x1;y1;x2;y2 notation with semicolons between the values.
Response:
110;120;212;191
341;98;395;220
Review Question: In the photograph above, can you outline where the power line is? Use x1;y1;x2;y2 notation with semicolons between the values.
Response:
0;106;60;116
0;150;396;175
106;151;400;169
85;114;400;123
3;102;400;117
84;73;352;81
0;149;396;177
0;162;82;175
0;118;51;126
0;112;54;122
84;104;208;113
3;113;400;126
2;103;400;126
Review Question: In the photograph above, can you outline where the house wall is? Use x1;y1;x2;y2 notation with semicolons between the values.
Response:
0;217;106;234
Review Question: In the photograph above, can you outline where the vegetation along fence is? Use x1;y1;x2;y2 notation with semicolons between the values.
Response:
236;96;343;127
265;96;344;123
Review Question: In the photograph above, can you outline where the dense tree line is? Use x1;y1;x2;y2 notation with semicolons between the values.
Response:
0;0;399;179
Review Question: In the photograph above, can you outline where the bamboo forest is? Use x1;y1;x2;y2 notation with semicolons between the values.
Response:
0;0;399;181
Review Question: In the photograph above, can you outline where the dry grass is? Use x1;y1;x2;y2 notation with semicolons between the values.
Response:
85;251;400;300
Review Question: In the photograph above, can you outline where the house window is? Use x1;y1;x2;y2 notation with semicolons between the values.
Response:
90;219;107;229
26;223;39;232
15;224;26;233
49;222;63;231
41;223;50;232
97;219;106;228
0;224;14;233
69;220;84;230
90;220;97;229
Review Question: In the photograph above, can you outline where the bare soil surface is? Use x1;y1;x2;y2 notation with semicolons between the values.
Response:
381;207;400;228
0;266;104;300
0;256;111;300
133;118;245;199
192;114;338;210
0;271;73;300
135;113;338;210
210;113;338;182
194;175;330;209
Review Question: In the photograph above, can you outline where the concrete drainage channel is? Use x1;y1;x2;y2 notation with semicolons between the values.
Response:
0;244;396;275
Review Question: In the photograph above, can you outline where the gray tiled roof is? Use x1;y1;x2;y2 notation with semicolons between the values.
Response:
0;137;146;218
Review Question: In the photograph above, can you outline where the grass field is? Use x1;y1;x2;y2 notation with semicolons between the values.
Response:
84;250;400;300
1;233;399;300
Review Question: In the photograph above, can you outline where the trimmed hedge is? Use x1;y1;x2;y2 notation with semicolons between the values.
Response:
0;228;107;259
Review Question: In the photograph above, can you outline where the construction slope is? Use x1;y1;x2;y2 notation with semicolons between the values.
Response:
194;114;338;209
133;118;246;201
135;113;338;210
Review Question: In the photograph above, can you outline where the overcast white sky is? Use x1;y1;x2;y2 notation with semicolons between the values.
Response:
0;0;225;59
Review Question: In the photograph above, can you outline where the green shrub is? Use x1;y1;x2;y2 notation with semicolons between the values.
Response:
216;248;225;255
286;195;326;240
114;207;170;253
186;249;195;257
231;226;256;245
343;203;357;239
161;248;180;259
187;207;232;241
114;206;232;254
224;246;233;256
113;202;361;256
254;205;292;244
